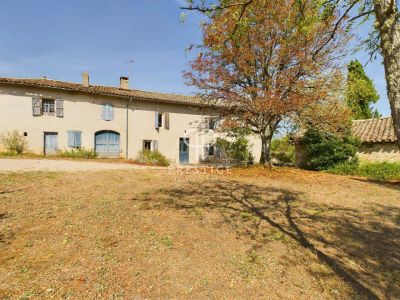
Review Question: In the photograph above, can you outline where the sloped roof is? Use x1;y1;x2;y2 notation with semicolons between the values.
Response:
0;77;200;105
352;117;397;143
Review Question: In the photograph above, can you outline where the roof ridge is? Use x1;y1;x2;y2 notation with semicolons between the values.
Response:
0;76;195;99
352;116;392;122
0;76;199;105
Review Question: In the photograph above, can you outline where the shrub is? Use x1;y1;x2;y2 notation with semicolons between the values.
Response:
299;129;360;170
0;130;28;154
135;150;170;166
271;136;295;164
61;148;98;159
216;136;253;163
328;161;400;181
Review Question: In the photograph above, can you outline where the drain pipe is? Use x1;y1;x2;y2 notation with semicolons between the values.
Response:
126;98;133;159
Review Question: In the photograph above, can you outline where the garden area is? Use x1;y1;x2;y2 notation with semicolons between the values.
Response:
0;167;399;299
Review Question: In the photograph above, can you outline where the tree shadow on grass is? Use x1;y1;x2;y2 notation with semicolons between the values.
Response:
138;179;399;299
0;212;13;245
350;177;400;192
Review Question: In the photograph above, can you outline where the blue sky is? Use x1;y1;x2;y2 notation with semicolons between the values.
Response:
0;0;390;116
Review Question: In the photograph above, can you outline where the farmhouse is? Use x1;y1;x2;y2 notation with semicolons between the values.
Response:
352;116;400;162
0;74;261;163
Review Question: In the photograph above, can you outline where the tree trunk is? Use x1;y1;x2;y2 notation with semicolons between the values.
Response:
374;0;400;149
259;134;273;168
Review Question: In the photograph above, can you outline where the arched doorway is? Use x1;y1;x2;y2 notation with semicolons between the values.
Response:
95;130;120;158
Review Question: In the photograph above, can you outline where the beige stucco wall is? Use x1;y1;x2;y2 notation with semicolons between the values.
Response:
0;84;261;163
358;142;400;163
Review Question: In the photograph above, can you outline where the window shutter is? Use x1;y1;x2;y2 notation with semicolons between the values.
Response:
32;97;42;116
102;104;114;121
107;104;114;121
55;99;64;118
101;104;107;120
67;131;75;147
155;111;159;129
75;131;82;147
152;140;158;152
164;112;170;130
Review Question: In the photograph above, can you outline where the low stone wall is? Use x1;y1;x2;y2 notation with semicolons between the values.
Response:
358;142;400;163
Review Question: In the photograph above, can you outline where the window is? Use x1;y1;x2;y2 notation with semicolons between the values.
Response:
143;140;152;151
42;99;55;115
207;117;217;130
207;145;214;156
102;103;114;121
143;140;158;151
205;144;215;156
67;131;82;148
154;112;163;128
32;97;63;118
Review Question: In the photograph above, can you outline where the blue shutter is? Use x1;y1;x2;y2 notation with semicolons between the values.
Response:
155;111;159;128
152;140;158;152
67;131;75;147
109;104;114;121
75;131;82;148
102;104;114;121
102;104;107;120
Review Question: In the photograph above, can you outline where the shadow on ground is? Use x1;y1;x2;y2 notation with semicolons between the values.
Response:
139;179;399;299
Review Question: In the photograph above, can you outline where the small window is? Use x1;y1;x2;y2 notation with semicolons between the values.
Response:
157;113;163;128
207;144;215;156
143;140;158;151
208;118;216;130
143;140;152;151
42;99;55;115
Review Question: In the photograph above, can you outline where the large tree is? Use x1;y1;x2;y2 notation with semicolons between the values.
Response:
184;0;350;166
182;0;400;148
346;59;380;119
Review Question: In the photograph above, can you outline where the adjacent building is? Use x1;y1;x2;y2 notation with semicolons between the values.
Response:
352;117;400;162
0;74;261;164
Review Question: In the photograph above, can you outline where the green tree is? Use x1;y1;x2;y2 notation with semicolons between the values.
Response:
299;129;360;170
346;60;380;119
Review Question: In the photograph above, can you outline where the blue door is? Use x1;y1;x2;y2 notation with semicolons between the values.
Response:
179;138;189;164
44;132;58;155
95;131;120;158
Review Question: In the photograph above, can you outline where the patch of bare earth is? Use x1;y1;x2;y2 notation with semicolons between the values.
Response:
0;168;399;299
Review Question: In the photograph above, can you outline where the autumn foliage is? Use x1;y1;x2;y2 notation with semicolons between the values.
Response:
185;0;352;166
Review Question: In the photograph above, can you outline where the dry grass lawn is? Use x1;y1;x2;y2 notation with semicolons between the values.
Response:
0;167;399;299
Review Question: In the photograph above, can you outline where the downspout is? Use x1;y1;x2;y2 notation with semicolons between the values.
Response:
126;98;133;159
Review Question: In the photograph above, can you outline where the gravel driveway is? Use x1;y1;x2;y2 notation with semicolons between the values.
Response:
0;159;158;172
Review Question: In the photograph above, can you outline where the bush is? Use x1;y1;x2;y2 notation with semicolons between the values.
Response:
328;161;400;181
299;129;360;170
0;130;28;154
61;148;98;159
135;150;170;166
271;137;295;164
216;137;254;163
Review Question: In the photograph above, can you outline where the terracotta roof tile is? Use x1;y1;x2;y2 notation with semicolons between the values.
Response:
0;77;200;105
352;117;397;143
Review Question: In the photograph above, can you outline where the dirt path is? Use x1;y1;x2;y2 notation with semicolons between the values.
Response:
0;159;160;172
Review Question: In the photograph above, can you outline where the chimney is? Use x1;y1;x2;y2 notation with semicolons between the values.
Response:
82;72;90;87
120;76;129;89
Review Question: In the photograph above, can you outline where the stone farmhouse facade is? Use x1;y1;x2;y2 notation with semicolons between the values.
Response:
352;117;400;162
0;74;262;164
